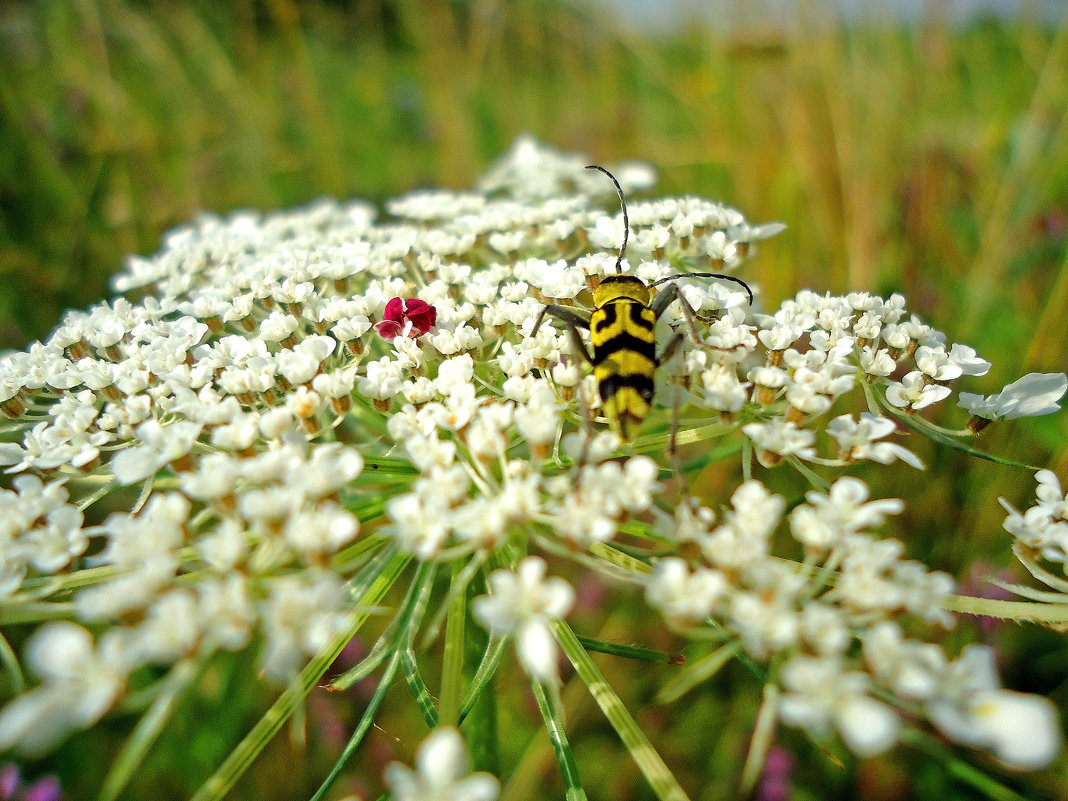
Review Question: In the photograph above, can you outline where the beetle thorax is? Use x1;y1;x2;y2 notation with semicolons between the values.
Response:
592;274;652;307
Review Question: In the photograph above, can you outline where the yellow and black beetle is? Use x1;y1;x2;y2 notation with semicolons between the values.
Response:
532;165;754;441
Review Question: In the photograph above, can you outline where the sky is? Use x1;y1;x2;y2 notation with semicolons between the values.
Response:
599;0;1068;35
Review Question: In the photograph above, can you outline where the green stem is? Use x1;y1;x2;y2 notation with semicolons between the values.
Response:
402;648;439;728
189;547;408;801
900;728;1034;801
942;594;1068;623
531;678;588;801
100;652;208;801
309;560;437;801
739;683;779;796
553;620;691;801
439;559;467;726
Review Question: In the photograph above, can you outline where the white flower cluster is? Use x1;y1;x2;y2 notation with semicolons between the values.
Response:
644;476;1061;766
0;137;1063;783
1001;469;1068;568
385;727;499;801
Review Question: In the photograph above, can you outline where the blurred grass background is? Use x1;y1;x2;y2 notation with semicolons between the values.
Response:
1;1;1067;799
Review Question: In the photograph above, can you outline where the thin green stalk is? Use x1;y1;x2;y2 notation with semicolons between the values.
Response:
458;636;508;722
309;560;437;801
586;542;653;575
575;635;681;665
189;548;409;801
419;550;485;651
462;608;498;776
100;652;208;801
739;683;779;796
531;679;588;801
941;594;1068;624
402;648;439;729
872;389;1046;470
310;645;405;801
553;620;691;801
786;455;830;492
0;601;76;625
438;559;467;726
655;640;743;704
0;630;23;695
900;728;1034;801
327;634;392;692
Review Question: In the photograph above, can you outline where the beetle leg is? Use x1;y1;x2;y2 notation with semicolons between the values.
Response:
531;304;594;365
651;282;708;350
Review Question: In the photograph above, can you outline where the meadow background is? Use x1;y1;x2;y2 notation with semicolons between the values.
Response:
1;1;1067;799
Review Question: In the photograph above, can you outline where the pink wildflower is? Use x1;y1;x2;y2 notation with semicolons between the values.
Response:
374;297;437;340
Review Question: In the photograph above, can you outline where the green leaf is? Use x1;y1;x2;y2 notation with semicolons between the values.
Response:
0;629;24;695
739;683;779;796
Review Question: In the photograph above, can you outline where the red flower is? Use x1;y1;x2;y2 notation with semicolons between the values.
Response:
374;297;437;340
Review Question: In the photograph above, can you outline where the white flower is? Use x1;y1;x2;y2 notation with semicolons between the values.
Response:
75;493;189;619
520;258;586;300
778;654;899;758
283;502;360;558
742;419;816;465
276;335;335;385
1035;469;1068;517
700;363;749;412
999;469;1068;565
258;310;299;342
885;370;951;410
927;645;1061;769
385;491;452;559
111;419;204;485
701;480;784;568
197;574;256;650
946;343;991;377
798;477;903;539
0;623;125;756
513;381;561;447
357;356;405;402
727;568;802;658
826;413;923;469
863;621;947;701
859;345;897;377
384;727;499;801
180;452;240;500
915;345;962;381
259;570;352;680
958;372;1067;421
645;557;725;622
472;556;574;681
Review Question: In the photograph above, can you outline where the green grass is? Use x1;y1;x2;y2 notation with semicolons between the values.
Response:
1;1;1066;799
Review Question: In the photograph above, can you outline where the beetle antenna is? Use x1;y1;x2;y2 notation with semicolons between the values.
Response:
586;164;628;274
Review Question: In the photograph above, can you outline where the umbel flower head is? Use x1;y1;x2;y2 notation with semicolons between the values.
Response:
0;136;1063;798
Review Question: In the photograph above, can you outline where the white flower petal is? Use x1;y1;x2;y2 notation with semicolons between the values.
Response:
834;695;900;757
971;690;1062;770
516;618;559;681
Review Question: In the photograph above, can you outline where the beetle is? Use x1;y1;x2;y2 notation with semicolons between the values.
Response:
531;165;754;441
